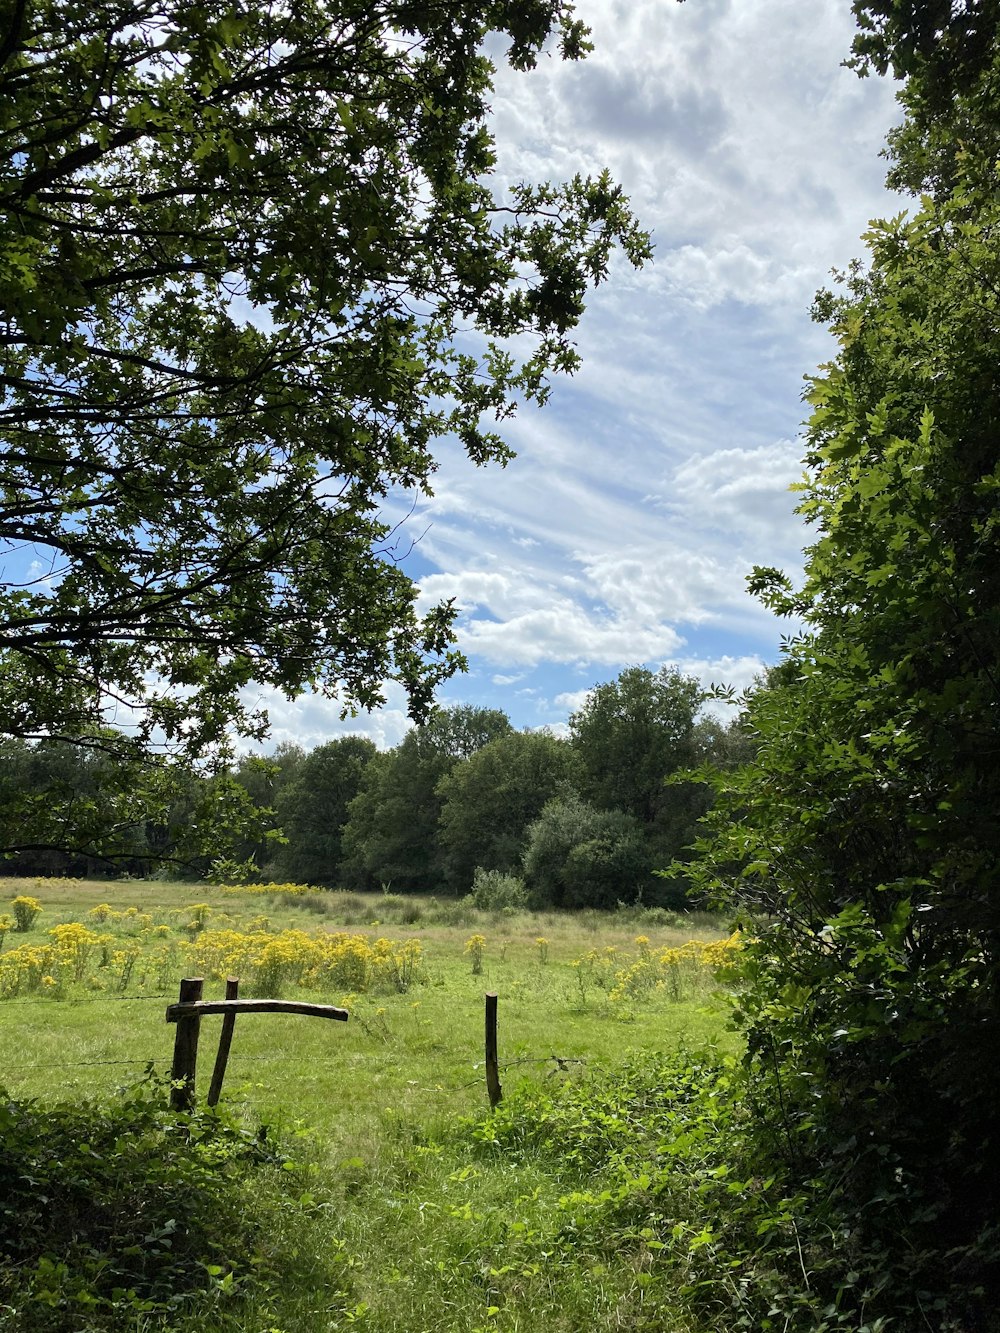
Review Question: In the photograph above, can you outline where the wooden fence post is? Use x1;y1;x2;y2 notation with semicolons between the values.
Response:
169;977;204;1111
207;976;239;1108
485;992;502;1109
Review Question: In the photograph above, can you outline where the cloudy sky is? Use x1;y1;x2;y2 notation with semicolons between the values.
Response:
258;0;905;753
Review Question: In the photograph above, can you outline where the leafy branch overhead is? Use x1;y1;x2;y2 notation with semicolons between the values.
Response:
0;0;651;776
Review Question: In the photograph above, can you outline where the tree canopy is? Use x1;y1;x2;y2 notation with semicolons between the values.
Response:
569;666;702;824
340;704;511;890
268;736;377;886
436;728;578;891
849;0;1000;101
0;0;649;860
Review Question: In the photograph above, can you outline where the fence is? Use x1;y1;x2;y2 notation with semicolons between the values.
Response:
165;977;506;1112
3;981;563;1111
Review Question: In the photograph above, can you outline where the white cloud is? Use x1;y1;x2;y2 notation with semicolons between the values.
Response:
673;653;773;721
459;605;685;667
576;546;747;626
553;688;592;715
239;0;899;746
238;683;413;755
666;441;806;549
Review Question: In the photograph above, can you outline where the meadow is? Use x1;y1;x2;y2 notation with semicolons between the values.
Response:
0;877;740;1333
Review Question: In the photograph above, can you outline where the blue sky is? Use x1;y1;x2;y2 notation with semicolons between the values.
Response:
250;0;905;752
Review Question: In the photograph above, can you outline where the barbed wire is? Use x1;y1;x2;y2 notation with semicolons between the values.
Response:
5;1057;169;1071
0;992;172;1006
2;1052;583;1084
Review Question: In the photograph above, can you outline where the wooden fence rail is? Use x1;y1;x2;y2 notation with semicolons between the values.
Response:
165;976;348;1111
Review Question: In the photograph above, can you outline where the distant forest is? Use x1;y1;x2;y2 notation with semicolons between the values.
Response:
1;666;751;907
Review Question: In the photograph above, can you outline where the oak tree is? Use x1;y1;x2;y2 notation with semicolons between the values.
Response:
0;0;648;859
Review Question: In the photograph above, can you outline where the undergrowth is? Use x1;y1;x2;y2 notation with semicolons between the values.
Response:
0;1073;352;1332
459;1051;898;1333
4;1050;975;1331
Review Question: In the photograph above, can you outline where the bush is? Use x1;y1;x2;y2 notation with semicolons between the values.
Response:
522;796;649;909
424;895;477;927
469;867;527;913
461;1050;903;1332
0;1075;351;1331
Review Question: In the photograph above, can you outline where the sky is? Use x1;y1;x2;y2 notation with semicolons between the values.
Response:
251;0;906;753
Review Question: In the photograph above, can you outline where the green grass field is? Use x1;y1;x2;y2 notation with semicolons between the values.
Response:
0;877;738;1332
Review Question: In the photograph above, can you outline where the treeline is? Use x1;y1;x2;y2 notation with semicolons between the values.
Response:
1;667;751;906
228;667;750;907
0;733;252;880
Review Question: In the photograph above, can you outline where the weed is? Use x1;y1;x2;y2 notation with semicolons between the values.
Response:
10;895;41;932
465;933;486;975
0;1074;353;1332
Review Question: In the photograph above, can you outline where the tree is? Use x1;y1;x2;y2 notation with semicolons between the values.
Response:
569;667;702;824
0;736;125;875
522;793;648;910
340;705;510;891
849;0;1000;106
269;736;377;885
436;729;578;891
0;730;256;876
569;665;704;892
0;0;649;860
690;132;1000;1330
228;742;306;873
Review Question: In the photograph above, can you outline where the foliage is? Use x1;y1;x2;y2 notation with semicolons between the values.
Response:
268;736;378;886
522;793;650;909
569;667;702;824
467;866;528;913
849;0;1000;105
341;706;511;891
851;2;1000;204
0;909;421;999
215;879;321;898
0;1075;341;1332
688;137;1000;1333
0;0;648;858
224;743;306;873
569;934;738;1015
437;729;578;891
0;735;267;877
463;1050;898;1333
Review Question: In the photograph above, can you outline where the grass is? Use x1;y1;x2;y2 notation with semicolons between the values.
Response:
0;876;739;1332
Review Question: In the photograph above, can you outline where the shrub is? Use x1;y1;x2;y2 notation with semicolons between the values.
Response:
469;866;527;913
0;1075;349;1332
461;1050;895;1333
424;895;477;927
522;796;649;909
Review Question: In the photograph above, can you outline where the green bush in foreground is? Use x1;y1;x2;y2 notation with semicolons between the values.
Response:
0;1075;350;1332
461;1051;905;1332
